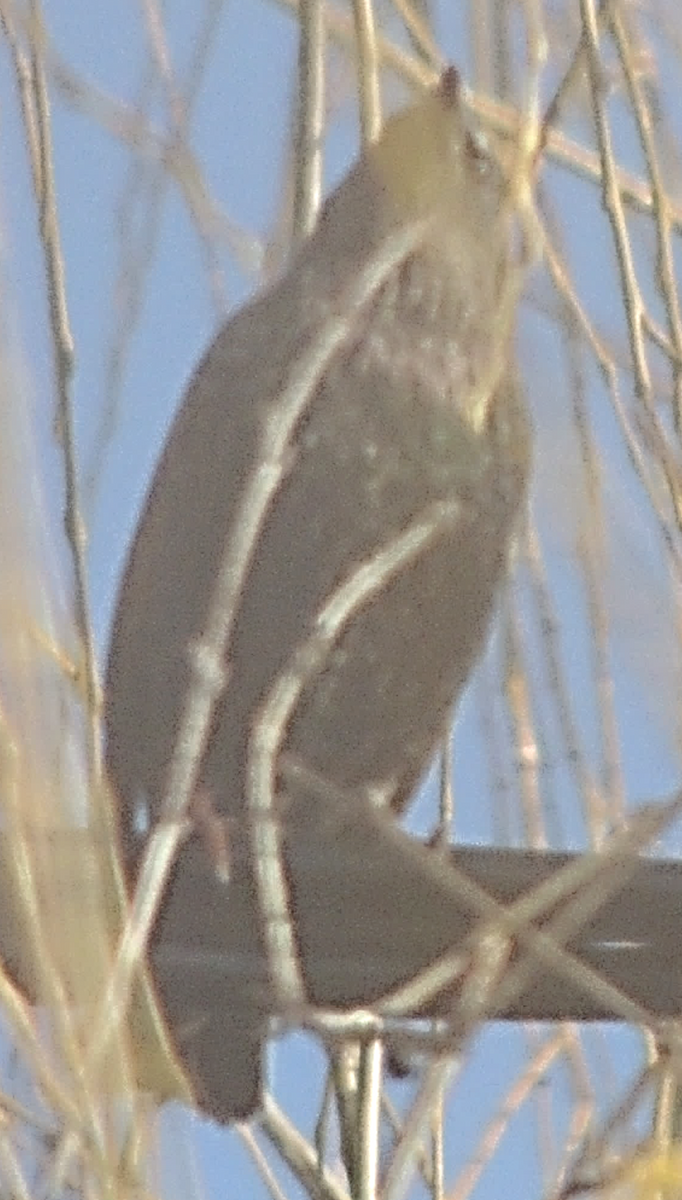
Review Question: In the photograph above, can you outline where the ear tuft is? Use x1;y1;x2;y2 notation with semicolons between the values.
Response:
439;64;461;108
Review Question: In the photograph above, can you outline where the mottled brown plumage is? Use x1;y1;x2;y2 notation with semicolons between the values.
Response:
105;67;531;1121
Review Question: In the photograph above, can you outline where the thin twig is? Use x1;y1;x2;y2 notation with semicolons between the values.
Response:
293;0;325;240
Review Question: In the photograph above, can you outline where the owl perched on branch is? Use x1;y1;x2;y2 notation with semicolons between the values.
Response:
105;66;531;1121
